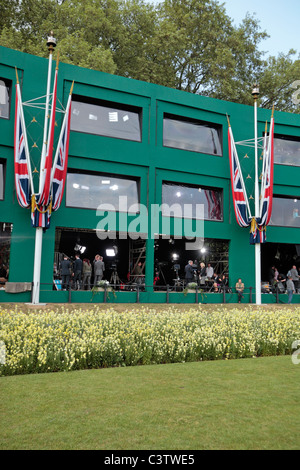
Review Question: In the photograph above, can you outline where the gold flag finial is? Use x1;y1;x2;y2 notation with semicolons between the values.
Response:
69;80;75;95
226;113;231;127
15;67;19;84
271;103;275;118
56;50;60;70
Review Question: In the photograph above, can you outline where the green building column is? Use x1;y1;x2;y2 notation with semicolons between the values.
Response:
145;166;156;291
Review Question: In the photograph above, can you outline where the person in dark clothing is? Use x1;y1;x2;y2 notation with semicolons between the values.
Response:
185;260;195;285
73;254;83;290
60;256;71;290
220;274;230;293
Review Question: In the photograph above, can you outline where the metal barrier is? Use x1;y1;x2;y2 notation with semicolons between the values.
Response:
29;281;296;304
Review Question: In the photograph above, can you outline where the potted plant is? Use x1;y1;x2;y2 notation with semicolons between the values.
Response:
183;282;198;295
93;280;110;292
91;280;116;301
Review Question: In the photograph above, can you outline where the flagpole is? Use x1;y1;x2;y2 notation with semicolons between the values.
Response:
252;83;261;305
32;33;56;305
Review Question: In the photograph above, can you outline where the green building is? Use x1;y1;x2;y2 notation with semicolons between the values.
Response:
1;45;300;304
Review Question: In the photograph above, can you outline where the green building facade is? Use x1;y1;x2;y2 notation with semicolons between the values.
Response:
1;46;300;304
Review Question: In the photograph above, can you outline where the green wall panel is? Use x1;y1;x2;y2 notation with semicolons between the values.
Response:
1;46;300;303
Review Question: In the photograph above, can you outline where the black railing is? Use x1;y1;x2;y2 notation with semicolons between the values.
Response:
26;281;297;304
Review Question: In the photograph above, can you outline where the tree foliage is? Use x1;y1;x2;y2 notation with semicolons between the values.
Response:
0;0;299;112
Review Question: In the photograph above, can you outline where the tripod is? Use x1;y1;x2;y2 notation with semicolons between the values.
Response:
110;269;120;288
157;266;166;285
173;267;184;291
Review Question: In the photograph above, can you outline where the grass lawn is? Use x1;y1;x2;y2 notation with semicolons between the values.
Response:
1;355;299;450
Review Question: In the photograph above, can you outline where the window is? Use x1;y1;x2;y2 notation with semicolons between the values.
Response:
163;114;222;155
0;160;4;200
66;170;139;211
269;196;300;228
162;182;223;221
274;134;300;166
0;78;12;119
70;95;142;141
0;223;13;280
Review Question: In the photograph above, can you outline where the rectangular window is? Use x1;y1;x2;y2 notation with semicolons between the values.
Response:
162;182;223;221
66;170;139;212
0;78;12;119
274;134;300;166
0;160;5;200
163;114;222;156
0;223;13;281
269;196;300;228
70;95;142;142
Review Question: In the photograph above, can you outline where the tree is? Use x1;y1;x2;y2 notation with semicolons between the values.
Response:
258;50;300;112
0;0;299;113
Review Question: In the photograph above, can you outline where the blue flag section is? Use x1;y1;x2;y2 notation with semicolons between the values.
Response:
228;112;274;244
14;82;32;209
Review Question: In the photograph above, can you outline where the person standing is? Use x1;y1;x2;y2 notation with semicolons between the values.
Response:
73;254;83;290
82;258;92;290
94;254;105;286
235;278;244;303
286;276;295;304
60;256;71;290
206;263;214;279
287;265;299;292
199;262;206;286
133;261;144;286
185;260;195;285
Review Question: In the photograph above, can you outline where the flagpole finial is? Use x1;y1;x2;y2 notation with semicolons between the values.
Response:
226;113;231;127
15;67;19;84
47;31;56;53
56;50;60;70
251;83;260;101
69;80;75;95
271;103;275;118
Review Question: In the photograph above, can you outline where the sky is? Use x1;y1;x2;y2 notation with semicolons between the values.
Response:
223;0;299;57
147;0;299;58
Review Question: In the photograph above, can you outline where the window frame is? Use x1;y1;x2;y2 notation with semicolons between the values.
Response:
161;180;224;222
0;158;6;200
65;168;141;212
70;94;143;142
163;113;223;156
269;194;300;228
0;77;12;120
273;133;300;167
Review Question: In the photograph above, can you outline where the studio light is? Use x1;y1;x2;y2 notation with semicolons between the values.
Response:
200;247;206;254
74;244;86;254
106;249;116;256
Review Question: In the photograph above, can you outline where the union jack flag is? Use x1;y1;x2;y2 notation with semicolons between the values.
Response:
259;116;274;227
51;91;72;212
228;125;251;228
228;114;274;244
31;67;58;228
36;67;58;208
250;115;274;244
14;83;32;209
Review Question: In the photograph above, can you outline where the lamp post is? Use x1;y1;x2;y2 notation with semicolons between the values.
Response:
252;82;261;305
